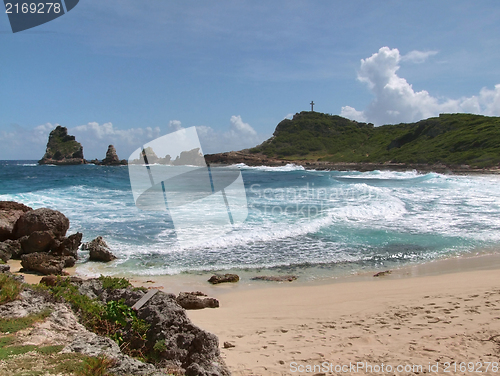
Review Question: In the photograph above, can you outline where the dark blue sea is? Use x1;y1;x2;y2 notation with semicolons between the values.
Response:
1;160;500;280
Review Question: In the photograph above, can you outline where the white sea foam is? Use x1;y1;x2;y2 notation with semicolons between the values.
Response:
233;163;305;172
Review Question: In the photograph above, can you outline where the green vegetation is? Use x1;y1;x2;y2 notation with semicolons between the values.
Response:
98;275;132;290
250;112;500;168
0;273;23;304
47;277;149;359
43;125;83;159
0;308;52;333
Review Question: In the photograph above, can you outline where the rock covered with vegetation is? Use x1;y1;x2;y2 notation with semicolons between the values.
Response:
0;271;230;375
208;112;500;170
38;126;85;165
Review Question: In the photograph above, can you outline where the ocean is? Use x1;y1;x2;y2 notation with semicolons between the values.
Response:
1;160;500;281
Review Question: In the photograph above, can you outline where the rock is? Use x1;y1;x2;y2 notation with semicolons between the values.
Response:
0;264;10;273
20;230;55;253
176;291;219;310
72;279;230;375
251;275;298;282
38;126;85;165
99;145;127;166
223;342;235;349
14;208;70;240
0;239;21;261
0;288;53;318
0;201;33;241
51;232;82;258
40;275;58;287
83;236;117;262
208;273;240;284
63;331;157;376
20;252;75;275
373;270;392;277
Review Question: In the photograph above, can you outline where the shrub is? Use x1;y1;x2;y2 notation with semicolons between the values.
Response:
77;355;116;376
98;275;132;290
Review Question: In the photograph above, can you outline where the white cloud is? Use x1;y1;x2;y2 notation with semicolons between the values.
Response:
341;47;500;125
69;122;162;159
339;106;367;123
228;115;257;137
0;116;267;160
401;50;438;63
168;120;183;131
196;116;264;154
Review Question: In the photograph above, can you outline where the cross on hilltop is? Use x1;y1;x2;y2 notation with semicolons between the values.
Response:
310;101;315;111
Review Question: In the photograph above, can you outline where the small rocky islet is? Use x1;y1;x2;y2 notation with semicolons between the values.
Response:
38;125;127;166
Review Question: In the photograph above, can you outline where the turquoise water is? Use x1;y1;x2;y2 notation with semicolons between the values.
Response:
1;160;500;279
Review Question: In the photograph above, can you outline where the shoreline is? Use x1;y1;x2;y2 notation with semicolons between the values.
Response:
186;252;500;375
9;249;500;293
205;152;500;175
8;251;500;375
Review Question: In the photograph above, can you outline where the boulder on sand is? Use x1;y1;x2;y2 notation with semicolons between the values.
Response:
176;291;219;310
208;273;240;284
21;252;75;275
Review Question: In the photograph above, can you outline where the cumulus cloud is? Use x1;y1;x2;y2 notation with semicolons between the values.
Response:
168;116;265;154
70;122;161;159
341;46;500;125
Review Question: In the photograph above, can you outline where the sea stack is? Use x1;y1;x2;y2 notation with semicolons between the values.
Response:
92;145;127;166
38;126;85;165
101;145;127;165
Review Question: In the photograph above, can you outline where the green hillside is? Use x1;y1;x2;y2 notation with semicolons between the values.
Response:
249;112;500;168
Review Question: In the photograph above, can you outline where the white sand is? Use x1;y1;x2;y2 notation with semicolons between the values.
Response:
187;256;500;375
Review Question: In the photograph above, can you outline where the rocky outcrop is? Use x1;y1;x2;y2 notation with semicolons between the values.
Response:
14;208;69;239
208;273;240;284
82;236;117;262
90;145;127;166
0;282;163;375
72;278;231;376
176;291;219;310
38;126;85;165
0;201;32;241
0;202;82;274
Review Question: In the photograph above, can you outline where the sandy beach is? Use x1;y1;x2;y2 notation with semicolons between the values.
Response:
7;254;500;375
185;255;500;375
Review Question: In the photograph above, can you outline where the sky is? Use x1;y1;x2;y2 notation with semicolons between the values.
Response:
1;0;500;160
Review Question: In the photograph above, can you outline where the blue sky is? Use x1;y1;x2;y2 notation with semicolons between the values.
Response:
1;0;500;159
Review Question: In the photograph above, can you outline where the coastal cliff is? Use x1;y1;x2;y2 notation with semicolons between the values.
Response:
38;126;85;165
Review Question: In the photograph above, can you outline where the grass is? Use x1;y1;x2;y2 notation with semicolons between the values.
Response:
0;273;23;304
251;112;500;168
0;308;52;333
